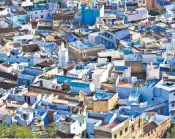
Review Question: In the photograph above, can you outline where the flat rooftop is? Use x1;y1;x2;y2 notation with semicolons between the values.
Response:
118;81;132;88
93;92;114;100
70;40;102;49
39;74;55;80
101;121;122;129
93;68;107;76
23;92;40;97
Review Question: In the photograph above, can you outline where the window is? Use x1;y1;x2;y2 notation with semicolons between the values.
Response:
160;107;164;113
125;127;128;132
120;131;122;136
132;125;134;131
138;119;141;128
114;134;117;138
35;12;37;14
148;133;150;136
41;15;43;18
28;59;30;62
151;131;153;134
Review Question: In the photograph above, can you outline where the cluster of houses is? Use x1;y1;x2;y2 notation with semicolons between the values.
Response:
0;0;175;138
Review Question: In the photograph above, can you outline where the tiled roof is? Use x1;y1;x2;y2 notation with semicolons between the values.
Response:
0;71;17;81
56;130;75;138
53;14;75;20
22;44;40;53
0;81;18;89
0;27;16;34
35;60;54;67
143;121;158;134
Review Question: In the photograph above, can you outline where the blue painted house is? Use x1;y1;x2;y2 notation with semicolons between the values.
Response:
81;4;104;26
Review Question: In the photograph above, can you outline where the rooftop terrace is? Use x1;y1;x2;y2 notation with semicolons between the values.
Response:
69;40;102;49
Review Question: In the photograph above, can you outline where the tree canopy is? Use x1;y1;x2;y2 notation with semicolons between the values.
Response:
0;121;36;138
39;122;57;138
0;121;59;138
149;8;161;16
164;126;175;138
149;8;166;16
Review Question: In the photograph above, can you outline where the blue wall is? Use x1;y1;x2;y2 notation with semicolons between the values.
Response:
81;4;100;26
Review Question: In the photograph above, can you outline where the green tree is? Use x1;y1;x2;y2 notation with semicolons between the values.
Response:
164;125;175;138
57;0;61;4
0;121;10;138
26;80;30;86
9;124;36;138
168;68;172;75
0;122;35;138
39;122;57;138
160;7;166;14
149;8;161;16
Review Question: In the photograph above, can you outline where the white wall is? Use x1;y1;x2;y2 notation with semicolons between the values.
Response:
126;8;148;22
0;8;10;16
30;94;41;104
28;10;52;21
88;32;100;44
146;65;160;80
0;64;13;73
142;54;156;63
21;0;33;6
92;69;109;88
0;20;9;28
98;57;108;64
13;34;34;42
0;53;47;66
40;78;57;88
131;32;141;40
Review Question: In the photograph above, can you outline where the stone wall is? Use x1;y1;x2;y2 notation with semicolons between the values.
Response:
94;116;143;139
28;86;66;98
93;93;118;112
93;100;108;112
143;118;172;138
125;61;142;73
